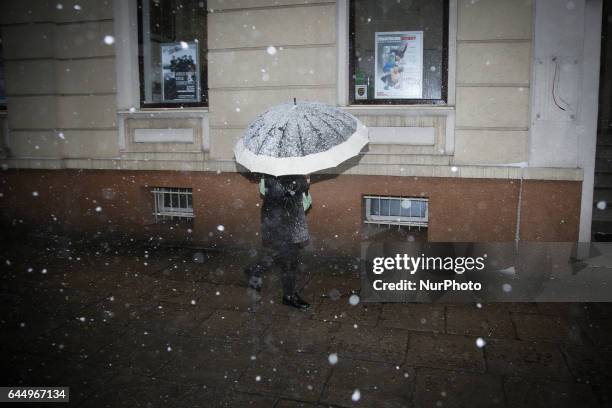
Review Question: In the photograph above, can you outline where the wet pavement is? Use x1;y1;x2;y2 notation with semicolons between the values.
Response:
1;234;612;407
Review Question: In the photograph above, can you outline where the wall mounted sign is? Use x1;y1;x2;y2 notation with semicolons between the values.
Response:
161;42;200;103
374;31;423;99
355;84;368;100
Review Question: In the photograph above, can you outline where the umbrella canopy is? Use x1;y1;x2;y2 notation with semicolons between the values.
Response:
234;101;369;176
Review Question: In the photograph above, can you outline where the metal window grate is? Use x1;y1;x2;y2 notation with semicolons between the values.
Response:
364;195;428;228
151;187;194;223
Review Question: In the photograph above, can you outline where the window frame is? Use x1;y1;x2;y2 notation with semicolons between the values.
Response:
136;0;208;109
347;0;450;106
364;195;429;227
152;187;194;222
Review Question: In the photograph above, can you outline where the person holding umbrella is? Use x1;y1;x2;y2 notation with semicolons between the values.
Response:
243;174;312;310
235;99;369;310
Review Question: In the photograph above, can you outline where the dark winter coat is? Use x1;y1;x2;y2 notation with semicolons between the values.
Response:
261;175;310;248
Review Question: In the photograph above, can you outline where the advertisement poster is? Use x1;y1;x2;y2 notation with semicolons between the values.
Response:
374;31;423;99
161;42;200;102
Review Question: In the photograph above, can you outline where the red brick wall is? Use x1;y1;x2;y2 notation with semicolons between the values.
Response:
0;170;582;255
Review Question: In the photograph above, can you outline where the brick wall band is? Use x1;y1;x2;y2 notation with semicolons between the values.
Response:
0;170;581;256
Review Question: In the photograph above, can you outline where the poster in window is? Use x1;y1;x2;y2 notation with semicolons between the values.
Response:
374;31;423;99
161;42;200;103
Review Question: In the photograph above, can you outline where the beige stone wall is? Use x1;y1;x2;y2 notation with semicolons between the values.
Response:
453;0;533;165
206;0;337;159
0;0;118;160
0;0;578;182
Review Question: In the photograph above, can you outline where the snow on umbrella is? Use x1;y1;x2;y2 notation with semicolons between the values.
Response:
234;100;369;176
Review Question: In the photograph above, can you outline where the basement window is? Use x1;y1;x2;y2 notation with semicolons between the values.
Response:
364;195;428;228
152;187;194;223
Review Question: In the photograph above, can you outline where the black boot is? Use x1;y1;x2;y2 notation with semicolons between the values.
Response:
282;293;311;310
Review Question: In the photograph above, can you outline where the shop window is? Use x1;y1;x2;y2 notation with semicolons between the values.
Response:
137;0;207;108
152;187;194;223
364;195;428;227
349;0;448;105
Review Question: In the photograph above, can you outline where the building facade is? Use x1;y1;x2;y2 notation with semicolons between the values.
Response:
0;0;605;256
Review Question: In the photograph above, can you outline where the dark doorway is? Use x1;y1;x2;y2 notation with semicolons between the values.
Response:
592;0;612;241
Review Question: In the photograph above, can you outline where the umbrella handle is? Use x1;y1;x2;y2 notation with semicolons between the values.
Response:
293;97;296;105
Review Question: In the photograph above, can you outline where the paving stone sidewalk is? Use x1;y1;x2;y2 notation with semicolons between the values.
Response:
1;237;612;407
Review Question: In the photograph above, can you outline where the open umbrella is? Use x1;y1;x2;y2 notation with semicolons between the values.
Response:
234;100;369;176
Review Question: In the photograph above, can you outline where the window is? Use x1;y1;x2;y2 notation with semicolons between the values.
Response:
152;187;194;222
137;0;207;108
349;0;448;105
364;195;428;227
0;35;6;109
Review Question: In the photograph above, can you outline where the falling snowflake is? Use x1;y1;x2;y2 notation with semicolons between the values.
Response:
328;353;338;365
78;316;86;322
502;283;512;293
167;346;172;352
193;252;206;263
129;107;136;113
103;35;115;45
235;107;241;112
217;225;225;232
95;206;102;212
475;337;486;348
41;268;47;274
451;166;458;173
56;3;63;9
73;4;81;10
597;201;607;210
57;132;65;140
32;191;39;197
351;389;361;402
348;294;360;306
180;41;189;49
255;375;262;382
476;303;482;309
266;46;277;55
190;299;196;305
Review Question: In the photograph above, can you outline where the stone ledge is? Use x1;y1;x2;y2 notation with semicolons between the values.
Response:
1;157;583;181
